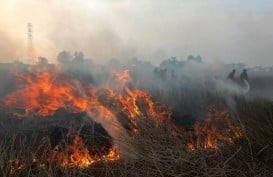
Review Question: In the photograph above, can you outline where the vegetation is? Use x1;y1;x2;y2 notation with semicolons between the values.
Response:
0;95;272;177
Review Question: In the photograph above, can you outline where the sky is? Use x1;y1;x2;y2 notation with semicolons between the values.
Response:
0;0;273;66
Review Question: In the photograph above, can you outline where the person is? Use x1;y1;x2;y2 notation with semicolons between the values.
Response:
227;69;236;81
240;69;249;82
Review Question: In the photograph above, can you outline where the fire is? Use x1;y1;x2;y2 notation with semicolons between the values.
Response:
49;136;119;168
4;68;169;128
111;70;133;90
4;67;122;168
187;109;241;150
4;66;171;168
8;136;119;173
4;70;89;117
108;70;171;131
105;148;120;161
2;61;246;173
49;136;97;168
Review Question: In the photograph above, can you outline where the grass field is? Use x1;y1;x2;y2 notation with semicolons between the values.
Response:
0;95;272;177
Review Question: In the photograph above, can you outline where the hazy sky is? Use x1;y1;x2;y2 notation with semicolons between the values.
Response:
0;0;273;66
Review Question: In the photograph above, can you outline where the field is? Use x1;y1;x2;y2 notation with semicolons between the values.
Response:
0;62;272;177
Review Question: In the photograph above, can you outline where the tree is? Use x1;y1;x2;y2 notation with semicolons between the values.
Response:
73;51;84;64
57;51;72;64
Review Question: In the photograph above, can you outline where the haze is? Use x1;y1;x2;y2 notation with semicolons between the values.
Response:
0;0;273;66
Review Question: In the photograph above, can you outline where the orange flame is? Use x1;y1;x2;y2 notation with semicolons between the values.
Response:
49;136;119;168
4;67;122;168
187;110;241;150
4;70;88;117
3;63;245;170
109;70;171;131
4;67;172;168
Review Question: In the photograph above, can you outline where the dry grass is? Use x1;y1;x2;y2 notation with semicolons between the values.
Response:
0;97;273;177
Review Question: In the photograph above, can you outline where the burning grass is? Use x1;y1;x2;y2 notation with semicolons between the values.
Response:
1;103;272;177
48;136;119;168
185;107;241;150
4;69;90;117
0;63;272;176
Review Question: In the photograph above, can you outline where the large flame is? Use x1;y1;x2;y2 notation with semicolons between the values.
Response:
4;70;89;117
4;66;171;168
3;64;242;170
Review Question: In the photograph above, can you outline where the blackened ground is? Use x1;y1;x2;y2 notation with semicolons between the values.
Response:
79;124;113;155
0;109;113;157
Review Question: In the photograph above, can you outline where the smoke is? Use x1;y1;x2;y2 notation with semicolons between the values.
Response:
53;51;252;99
0;52;272;159
55;53;250;120
0;0;273;66
0;50;262;118
0;31;22;61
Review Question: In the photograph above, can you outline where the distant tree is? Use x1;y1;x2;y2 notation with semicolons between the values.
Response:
187;55;202;63
73;51;84;64
187;55;195;61
57;51;72;64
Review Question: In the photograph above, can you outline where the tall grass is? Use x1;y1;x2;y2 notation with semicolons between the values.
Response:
0;96;273;177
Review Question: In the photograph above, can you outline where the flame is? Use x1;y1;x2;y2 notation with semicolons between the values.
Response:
4;68;169;128
4;67;122;168
187;110;241;150
9;136;119;172
108;70;171;131
4;66;171;168
3;63;245;171
4;70;88;117
49;136;119;168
